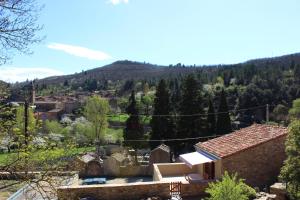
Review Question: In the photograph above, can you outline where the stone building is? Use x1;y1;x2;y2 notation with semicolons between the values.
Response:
78;153;104;178
154;124;288;189
149;144;171;164
103;152;129;176
194;124;288;188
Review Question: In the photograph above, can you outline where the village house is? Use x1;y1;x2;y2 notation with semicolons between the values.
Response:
154;124;288;188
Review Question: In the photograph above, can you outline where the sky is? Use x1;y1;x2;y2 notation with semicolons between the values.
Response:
1;0;300;82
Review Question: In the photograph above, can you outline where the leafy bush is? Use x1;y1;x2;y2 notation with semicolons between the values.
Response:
279;120;300;199
205;171;256;200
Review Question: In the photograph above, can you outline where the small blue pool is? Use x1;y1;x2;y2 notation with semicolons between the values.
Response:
82;178;106;185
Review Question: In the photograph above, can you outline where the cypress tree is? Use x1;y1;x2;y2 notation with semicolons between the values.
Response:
123;90;144;151
177;75;205;152
294;64;300;83
150;80;176;151
169;78;181;114
206;98;216;136
216;89;232;134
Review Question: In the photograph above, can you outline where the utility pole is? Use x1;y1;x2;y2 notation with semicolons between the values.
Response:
24;100;28;147
266;104;269;123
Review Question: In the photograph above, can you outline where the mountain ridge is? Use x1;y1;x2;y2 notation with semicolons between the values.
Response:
10;52;300;86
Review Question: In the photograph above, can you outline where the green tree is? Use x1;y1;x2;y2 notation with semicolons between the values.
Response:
216;89;232;135
123;90;144;157
289;98;300;120
72;120;94;146
44;120;63;134
272;104;289;124
141;95;153;116
205;171;256;200
85;79;98;92
15;106;37;136
150;80;176;152
177;75;205;152
142;82;150;95
280;120;300;199
0;104;17;152
63;80;69;87
84;96;109;149
207;98;216;136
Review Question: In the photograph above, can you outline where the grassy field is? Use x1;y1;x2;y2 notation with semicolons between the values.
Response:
108;114;151;124
108;114;129;123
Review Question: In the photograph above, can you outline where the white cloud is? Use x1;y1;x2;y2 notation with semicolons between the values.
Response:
108;0;129;5
47;43;111;61
0;67;64;83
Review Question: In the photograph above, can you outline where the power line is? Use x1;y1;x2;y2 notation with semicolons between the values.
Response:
121;134;222;142
107;104;267;117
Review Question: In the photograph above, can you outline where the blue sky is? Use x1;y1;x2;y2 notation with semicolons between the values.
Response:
1;0;300;82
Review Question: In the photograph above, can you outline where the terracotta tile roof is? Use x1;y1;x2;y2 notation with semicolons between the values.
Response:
196;124;288;158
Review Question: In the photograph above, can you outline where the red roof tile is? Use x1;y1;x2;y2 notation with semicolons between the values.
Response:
196;124;288;158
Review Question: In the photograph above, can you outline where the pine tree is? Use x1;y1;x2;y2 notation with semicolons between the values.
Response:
123;90;144;152
216;89;232;135
177;75;205;152
206;98;216;136
150;80;176;152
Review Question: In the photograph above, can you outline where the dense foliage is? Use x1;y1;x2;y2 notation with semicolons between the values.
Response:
123;90;145;150
84;95;110;153
280;119;300;199
216;90;232;135
177;75;205;151
205;171;256;200
150;79;175;151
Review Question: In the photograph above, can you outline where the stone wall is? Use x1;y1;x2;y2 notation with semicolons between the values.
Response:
103;157;120;176
153;163;198;180
103;158;150;177
80;161;104;178
222;135;286;188
57;181;208;200
119;165;150;177
58;182;169;200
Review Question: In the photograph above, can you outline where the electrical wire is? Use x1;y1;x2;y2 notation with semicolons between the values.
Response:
107;104;267;117
108;104;269;143
121;134;223;142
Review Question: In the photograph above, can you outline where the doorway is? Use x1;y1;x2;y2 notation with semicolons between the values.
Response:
204;162;215;179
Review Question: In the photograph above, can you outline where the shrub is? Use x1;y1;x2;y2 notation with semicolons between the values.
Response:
205;171;256;200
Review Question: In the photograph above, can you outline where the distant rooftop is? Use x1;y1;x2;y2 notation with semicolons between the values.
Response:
196;124;288;158
152;144;170;153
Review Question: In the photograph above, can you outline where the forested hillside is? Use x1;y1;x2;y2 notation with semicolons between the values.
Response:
8;52;300;128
